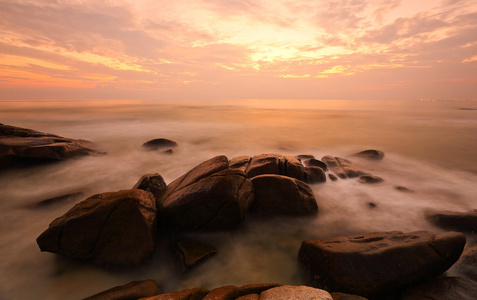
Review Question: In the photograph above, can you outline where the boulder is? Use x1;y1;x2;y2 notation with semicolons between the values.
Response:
142;138;177;150
203;285;237;300
173;240;218;274
250;175;317;216
0;123;100;168
321;156;347;179
141;288;209;300
84;279;160;300
335;157;361;178
358;175;383;184
304;158;328;171
133;173;167;200
304;167;326;184
425;210;477;233
229;156;252;172
454;244;477;280
400;277;477;300
245;154;305;181
298;231;466;297
36;189;157;268
158;156;253;231
352;150;384;160
260;285;332;300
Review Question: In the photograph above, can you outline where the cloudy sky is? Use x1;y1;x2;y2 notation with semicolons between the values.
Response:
1;0;476;100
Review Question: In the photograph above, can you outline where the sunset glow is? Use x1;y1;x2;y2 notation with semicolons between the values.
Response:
1;0;476;100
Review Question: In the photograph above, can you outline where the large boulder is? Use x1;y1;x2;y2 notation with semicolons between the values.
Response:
36;189;157;268
0;123;100;168
425;210;477;233
400;277;477;300
84;279;160;300
245;154;305;181
298;231;466;297
250;175;318;216
259;285;332;300
157;156;254;231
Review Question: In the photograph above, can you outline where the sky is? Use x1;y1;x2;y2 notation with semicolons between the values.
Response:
0;0;476;101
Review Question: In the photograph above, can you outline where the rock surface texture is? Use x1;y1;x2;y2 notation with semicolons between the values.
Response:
36;189;157;268
298;231;466;297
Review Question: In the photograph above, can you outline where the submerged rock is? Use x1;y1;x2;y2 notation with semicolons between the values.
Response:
298;231;466;297
173;240;218;274
400;277;477;300
353;150;385;160
425;210;477;233
142;138;177;150
36;189;157;268
157;156;253;231
84;279;160;300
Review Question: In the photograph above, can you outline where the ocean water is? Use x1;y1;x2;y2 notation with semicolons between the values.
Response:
0;99;476;299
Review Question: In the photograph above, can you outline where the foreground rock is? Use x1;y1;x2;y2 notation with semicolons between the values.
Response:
425;210;477;232
0;123;100;168
141;287;209;300
299;231;466;297
84;279;160;300
173;240;218;274
454;244;477;280
142;138;178;150
260;285;332;300
400;277;477;300
250;175;318;216
157;156;254;231
37;189;157;268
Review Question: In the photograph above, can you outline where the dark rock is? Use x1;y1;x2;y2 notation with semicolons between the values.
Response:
84;279;160;300
133;173;167;200
298;231;466;297
141;287;209;300
328;174;338;181
454;244;477;280
173;240;217;274
395;186;413;192
322;156;347;179
236;283;282;297
367;202;377;208
296;154;315;162
158;156;253;231
260;285;332;300
400;277;477;300
304;166;326;184
229;156;252;172
37;189;157;268
203;285;237;300
335;157;361;178
250;174;317;216
245;154;305;181
305;158;328;171
358;175;383;184
142;138;177;150
32;192;84;209
0;123;101;168
353;150;384;160
425;210;477;233
330;292;368;300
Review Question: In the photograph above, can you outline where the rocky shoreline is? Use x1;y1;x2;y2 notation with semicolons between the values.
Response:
3;124;476;299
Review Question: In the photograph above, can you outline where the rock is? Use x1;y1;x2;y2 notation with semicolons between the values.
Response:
142;138;177;150
163;149;174;154
335;157;361;178
84;279;160;300
330;292;368;300
36;189;157;268
321;156;347;179
260;285;332;300
32;192;84;208
236;283;282;297
245;154;305;181
400;277;477;300
141;287;209;300
297;154;315;162
203;285;237;300
133;174;167;200
298;231;466;297
0;123;101;168
358;175;383;184
367;202;377;208
395;186;413;192
304;167;326;184
173;240;218;274
236;294;259;300
328;174;338;181
425;210;477;233
454;244;477;280
158;156;253;231
250;175;317;216
229;156;252;172
305;158;328;171
353;150;384;160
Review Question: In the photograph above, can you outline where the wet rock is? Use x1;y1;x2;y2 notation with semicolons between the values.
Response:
158;156;253;231
328;174;338;181
229;156;252;172
142;138;177;150
133;173;167;200
353;150;384;160
236;283;282;297
173;240;218;274
0;123;101;168
250;174;317;216
305;158;328;171
425;210;477;233
330;292;368;300
32;192;84;209
358;175;383;184
245;154;305;181
84;279;160;300
335;157;361;178
203;285;237;300
321;156;347;179
260;285;332;300
304;166;326;184
400;277;477;300
298;231;466;297
141;287;209;300
454;244;477;280
37;189;157;268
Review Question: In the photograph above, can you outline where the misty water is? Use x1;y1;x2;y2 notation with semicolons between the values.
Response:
1;99;476;299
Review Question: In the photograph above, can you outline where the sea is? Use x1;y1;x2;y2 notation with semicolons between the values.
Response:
0;99;476;299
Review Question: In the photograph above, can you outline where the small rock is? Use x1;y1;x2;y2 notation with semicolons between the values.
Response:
358;175;383;184
260;285;332;300
335;157;361;178
142;138;178;150
353;150;384;160
304;166;326;184
173;240;218;274
163;149;174;154
400;277;477;300
395;186;413;192
322;156;347;179
328;174;338;181
84;279;160;300
367;202;377;208
425;210;477;233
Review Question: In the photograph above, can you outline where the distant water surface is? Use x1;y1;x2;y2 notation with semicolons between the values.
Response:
0;99;476;299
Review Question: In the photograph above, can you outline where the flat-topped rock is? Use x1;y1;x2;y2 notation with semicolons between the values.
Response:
299;231;466;297
425;210;477;232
